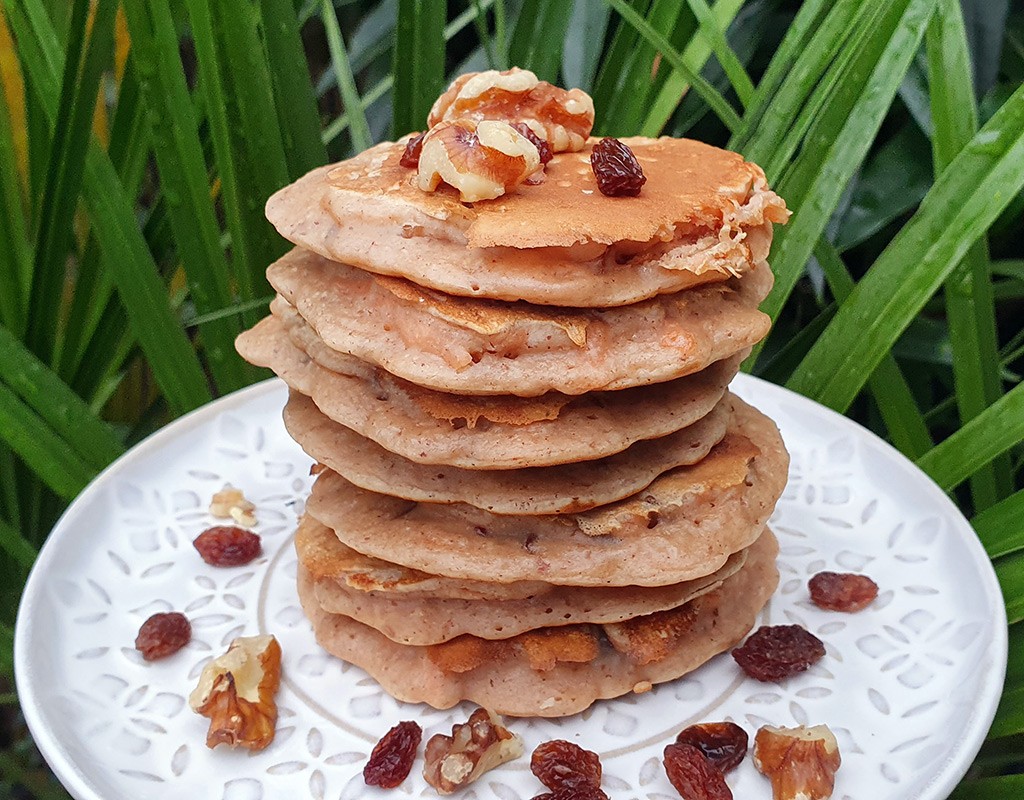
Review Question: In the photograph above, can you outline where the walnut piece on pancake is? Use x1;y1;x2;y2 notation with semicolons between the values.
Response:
209;483;257;528
417;119;541;202
428;68;594;153
753;724;841;800
188;634;282;751
423;708;524;794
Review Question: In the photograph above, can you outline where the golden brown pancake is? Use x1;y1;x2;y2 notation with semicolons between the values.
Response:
295;514;552;601
264;138;788;306
304;397;788;587
284;390;731;514
307;537;748;644
235;315;740;468
267;248;772;396
298;528;779;717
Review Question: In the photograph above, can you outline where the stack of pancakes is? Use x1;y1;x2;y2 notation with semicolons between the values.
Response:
236;134;790;717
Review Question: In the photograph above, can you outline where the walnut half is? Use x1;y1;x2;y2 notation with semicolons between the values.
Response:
753;724;841;800
417;119;541;202
189;634;282;751
423;708;524;794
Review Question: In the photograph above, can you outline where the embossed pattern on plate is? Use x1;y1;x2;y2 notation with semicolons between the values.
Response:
15;376;1006;800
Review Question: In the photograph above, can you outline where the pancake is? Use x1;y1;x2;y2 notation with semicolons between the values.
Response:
305;397;788;587
235;316;739;468
308;538;749;644
285;390;731;514
298;528;779;717
267;249;772;396
264;138;788;307
295;515;554;601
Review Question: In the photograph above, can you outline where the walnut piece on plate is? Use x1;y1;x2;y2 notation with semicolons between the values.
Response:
423;708;523;794
189;634;282;751
753;724;841;800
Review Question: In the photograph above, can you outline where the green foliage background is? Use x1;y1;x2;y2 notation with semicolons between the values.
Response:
0;0;1022;796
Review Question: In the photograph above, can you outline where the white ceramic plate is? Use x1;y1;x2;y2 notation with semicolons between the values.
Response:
15;375;1006;800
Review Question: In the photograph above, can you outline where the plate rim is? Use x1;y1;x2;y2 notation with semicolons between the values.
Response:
14;374;1008;800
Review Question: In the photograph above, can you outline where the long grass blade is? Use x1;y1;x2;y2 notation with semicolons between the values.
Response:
681;0;753;106
812;240;933;458
322;0;372;153
0;516;36;570
185;0;290;326
0;324;122;468
752;0;937;349
7;0;212;414
639;0;745;135
972;489;1024;559
950;774;1024;798
392;0;446;136
730;0;868;158
55;53;146;384
0;55;30;334
508;0;575;84
787;83;1024;411
602;0;741;131
258;0;327;178
26;0;115;365
917;381;1024;492
995;551;1024;625
122;0;255;394
928;0;1010;510
0;380;94;499
563;0;611;92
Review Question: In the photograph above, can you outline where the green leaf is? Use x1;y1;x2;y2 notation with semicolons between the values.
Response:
508;0;574;83
833;123;932;252
259;0;328;178
917;381;1024;491
753;0;937;345
730;0;870;161
928;0;1010;510
786;81;1024;411
26;0;115;365
0;516;36;570
186;0;291;326
951;775;1024;799
392;0;446;136
681;0;753;107
602;0;741;131
0;324;123;468
563;0;611;92
638;0;746;135
0;380;94;499
322;0;373;153
7;0;212;414
973;489;1024;559
122;0;255;394
0;58;31;335
812;240;933;458
55;54;147;385
996;551;1024;625
592;0;698;134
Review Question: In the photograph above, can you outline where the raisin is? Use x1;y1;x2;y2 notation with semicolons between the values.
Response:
732;625;826;682
364;720;422;788
590;137;646;197
663;743;732;800
531;740;602;791
512;123;553;165
808;571;878;612
675;722;748;773
135;612;191;661
400;131;427;168
532;786;608;800
193;526;262;567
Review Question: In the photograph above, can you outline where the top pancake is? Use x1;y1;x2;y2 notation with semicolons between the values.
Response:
265;137;788;306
